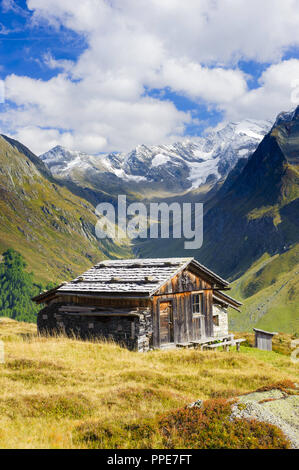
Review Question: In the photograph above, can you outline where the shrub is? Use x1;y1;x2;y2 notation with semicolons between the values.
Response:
75;398;291;449
157;399;291;449
255;380;296;394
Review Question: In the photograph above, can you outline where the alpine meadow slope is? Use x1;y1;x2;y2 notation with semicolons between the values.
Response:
229;244;299;334
0;135;132;284
0;318;297;449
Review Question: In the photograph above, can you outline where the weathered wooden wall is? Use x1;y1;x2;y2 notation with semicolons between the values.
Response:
50;295;150;308
254;329;276;351
152;267;214;347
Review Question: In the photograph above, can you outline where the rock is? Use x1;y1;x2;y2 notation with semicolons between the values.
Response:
187;399;203;409
230;389;299;449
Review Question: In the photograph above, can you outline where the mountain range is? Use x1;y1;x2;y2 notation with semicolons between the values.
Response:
40;119;271;201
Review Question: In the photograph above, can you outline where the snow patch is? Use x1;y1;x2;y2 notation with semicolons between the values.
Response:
187;158;220;189
114;168;147;182
151;154;171;167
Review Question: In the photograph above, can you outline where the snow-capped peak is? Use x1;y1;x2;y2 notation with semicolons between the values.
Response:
40;119;272;194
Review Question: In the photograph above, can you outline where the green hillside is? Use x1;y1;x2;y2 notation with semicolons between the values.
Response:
0;135;132;285
229;243;299;334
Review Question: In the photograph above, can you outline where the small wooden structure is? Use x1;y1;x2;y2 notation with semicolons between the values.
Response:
33;257;242;352
253;328;277;351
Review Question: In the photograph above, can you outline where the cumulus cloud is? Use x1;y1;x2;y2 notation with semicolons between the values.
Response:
148;60;248;104
28;0;299;64
12;126;108;155
2;72;190;154
222;59;299;121
1;0;299;153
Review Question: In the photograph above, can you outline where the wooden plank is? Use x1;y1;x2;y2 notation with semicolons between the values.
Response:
173;295;178;345
159;301;174;345
204;341;234;349
204;338;246;349
59;306;138;314
186;293;193;342
190;334;233;345
61;311;140;317
205;289;214;338
253;328;277;336
152;297;160;348
57;292;150;300
58;306;97;312
181;294;187;343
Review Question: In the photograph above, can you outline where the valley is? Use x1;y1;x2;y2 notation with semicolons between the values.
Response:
0;109;298;334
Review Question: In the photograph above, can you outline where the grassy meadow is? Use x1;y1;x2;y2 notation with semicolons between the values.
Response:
229;244;299;335
0;318;298;449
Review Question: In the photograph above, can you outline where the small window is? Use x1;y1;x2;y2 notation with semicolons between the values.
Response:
213;315;219;326
192;294;203;316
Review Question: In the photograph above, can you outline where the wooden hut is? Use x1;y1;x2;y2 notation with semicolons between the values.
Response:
33;257;242;351
253;328;277;351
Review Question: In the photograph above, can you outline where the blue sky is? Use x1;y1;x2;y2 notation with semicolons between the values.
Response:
0;0;299;154
0;1;86;79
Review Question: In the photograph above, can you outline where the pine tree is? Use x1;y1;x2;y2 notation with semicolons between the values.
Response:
0;249;52;323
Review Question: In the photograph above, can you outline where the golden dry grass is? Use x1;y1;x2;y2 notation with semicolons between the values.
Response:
0;318;298;449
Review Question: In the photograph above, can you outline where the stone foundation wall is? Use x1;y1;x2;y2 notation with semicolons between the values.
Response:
37;304;153;352
212;304;228;338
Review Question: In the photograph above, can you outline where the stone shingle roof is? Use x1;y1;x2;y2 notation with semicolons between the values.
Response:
57;257;192;295
33;257;231;304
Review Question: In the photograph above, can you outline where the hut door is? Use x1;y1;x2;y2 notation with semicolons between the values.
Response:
159;302;174;345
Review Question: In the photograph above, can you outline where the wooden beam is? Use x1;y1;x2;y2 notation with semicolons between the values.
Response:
62;311;140;317
153;287;231;297
57;292;150;300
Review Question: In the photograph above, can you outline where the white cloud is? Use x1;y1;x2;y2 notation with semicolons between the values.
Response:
28;0;299;64
2;73;190;153
148;59;248;104
43;52;75;73
0;80;4;103
11;126;108;155
1;0;299;154
222;59;299;121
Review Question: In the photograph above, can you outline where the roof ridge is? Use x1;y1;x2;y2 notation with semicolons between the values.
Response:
33;257;231;300
96;257;193;264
